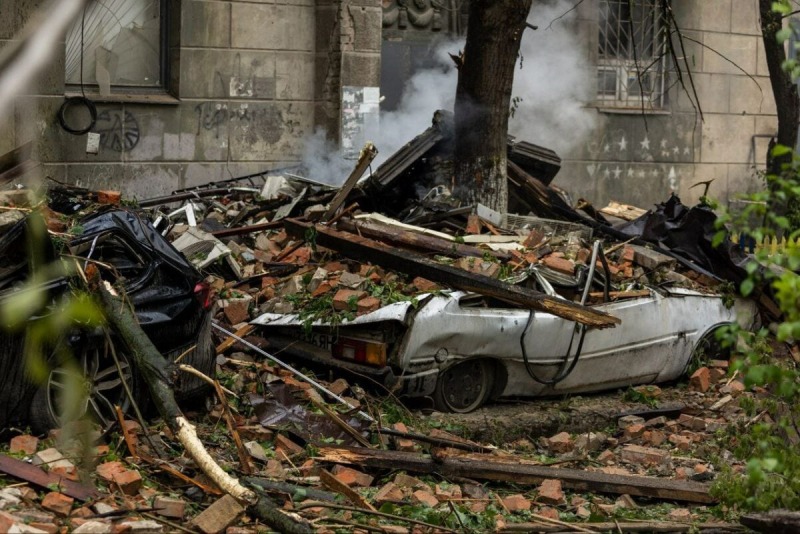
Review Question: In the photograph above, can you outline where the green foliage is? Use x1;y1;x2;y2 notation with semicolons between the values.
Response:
710;141;800;511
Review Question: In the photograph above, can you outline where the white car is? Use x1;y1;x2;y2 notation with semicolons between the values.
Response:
252;285;756;413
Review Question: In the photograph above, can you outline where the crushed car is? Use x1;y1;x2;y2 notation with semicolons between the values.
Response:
253;264;756;413
0;205;215;433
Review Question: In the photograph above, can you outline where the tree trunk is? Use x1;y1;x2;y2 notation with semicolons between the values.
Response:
453;0;532;213
759;0;800;229
759;0;799;172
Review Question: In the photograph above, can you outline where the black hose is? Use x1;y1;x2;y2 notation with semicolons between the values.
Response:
521;310;587;386
58;96;97;135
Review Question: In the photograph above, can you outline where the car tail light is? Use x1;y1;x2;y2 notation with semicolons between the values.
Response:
194;281;212;310
332;337;387;367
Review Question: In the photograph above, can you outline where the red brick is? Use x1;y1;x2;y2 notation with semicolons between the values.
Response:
30;522;58;534
332;289;367;311
282;246;312;265
541;255;575;275
331;465;374;487
223;299;250;325
537;506;560;520
546;432;574;454
642;430;667;447
678;414;707;431
96;461;127;482
620;444;671;466
0;512;16;532
621;246;635;264
311;281;333;297
274;434;305;461
669;434;692;451
466;214;482;234
537;479;565;505
502;494;531;512
411;277;439;292
356;296;381;315
97;191;121;205
412;490;439;508
720;380;745;396
709;368;727;384
689;367;710;392
153;496;185;519
374;482;406;505
624;423;645;439
523;228;545;249
41;492;74;517
668;508;692;522
112;470;143;496
10;434;39;455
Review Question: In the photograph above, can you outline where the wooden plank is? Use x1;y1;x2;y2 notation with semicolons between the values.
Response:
588;290;651;301
319;469;377;511
337;219;510;261
321;143;377;222
216;324;256;354
500;521;741;533
316;446;713;504
0;454;101;501
599;200;648;222
285;219;620;329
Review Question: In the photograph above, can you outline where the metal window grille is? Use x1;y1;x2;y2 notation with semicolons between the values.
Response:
598;0;667;109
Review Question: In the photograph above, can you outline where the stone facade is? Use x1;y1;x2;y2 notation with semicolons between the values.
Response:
555;0;775;209
0;0;381;198
0;0;779;209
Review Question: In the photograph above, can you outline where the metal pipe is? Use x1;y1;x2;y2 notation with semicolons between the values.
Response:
211;322;375;423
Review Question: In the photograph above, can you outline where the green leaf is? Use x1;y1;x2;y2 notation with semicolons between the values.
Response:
772;144;793;157
777;27;792;44
741;278;755;297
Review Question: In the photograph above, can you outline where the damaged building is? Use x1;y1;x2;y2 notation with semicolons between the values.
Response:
0;0;780;210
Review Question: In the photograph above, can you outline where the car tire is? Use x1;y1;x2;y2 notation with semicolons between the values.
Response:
433;359;494;413
29;338;138;434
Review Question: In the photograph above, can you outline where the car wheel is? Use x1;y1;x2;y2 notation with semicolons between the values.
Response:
30;340;135;433
433;359;494;413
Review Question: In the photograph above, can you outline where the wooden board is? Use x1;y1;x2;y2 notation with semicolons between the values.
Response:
316;446;714;504
284;219;620;329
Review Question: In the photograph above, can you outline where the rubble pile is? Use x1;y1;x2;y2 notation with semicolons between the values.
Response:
0;120;776;532
0;352;764;533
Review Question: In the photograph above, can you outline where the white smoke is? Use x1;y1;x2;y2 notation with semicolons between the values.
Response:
510;1;598;155
300;0;597;184
373;40;462;165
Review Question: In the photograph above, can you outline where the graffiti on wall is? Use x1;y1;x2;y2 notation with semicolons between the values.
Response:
95;110;140;152
585;129;694;191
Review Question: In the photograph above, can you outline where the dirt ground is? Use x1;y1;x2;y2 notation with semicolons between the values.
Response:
425;384;692;444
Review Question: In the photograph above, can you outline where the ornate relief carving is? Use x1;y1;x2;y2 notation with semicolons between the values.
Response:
382;0;443;31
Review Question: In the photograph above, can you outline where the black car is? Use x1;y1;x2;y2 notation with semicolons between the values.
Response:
0;207;215;433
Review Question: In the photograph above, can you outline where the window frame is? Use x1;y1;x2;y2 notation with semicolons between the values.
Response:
64;0;180;104
595;0;668;112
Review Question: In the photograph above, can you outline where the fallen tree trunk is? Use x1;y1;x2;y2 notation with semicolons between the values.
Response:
90;273;311;533
285;219;620;329
316;445;714;504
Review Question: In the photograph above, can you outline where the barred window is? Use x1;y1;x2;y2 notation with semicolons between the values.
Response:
598;0;667;109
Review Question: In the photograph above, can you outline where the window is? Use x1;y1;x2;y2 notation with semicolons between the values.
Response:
65;0;165;93
598;0;667;109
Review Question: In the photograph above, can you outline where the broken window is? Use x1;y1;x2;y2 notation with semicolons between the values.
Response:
597;0;667;109
65;0;164;92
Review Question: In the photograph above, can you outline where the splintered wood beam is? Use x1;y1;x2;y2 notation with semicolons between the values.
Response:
284;219;620;329
336;218;511;261
316;446;713;504
0;455;100;501
321;143;378;222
